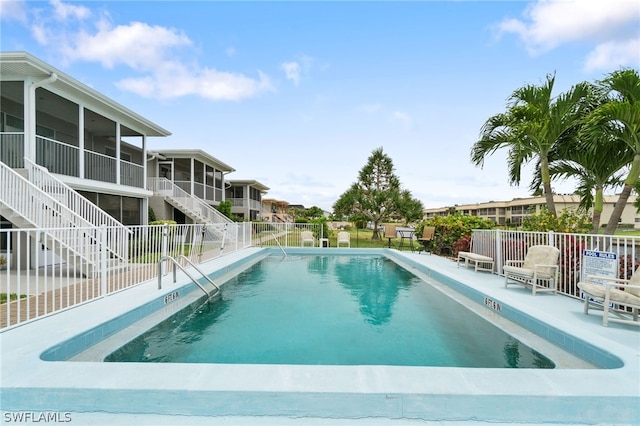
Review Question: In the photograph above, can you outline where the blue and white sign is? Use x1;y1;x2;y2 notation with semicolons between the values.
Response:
582;250;618;286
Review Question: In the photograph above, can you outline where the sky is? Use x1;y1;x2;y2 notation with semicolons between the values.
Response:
1;0;639;212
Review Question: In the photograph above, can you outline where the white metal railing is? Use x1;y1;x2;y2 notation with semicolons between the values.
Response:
173;180;220;203
24;158;130;263
0;133;25;168
470;229;640;298
0;222;259;330
250;222;324;247
85;150;117;183
120;160;144;188
36;136;80;177
148;177;234;228
0;162;101;272
7;222;635;330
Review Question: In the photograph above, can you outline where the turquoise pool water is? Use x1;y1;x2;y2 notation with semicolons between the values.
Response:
106;255;554;368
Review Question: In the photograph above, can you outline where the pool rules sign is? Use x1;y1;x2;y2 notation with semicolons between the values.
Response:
581;250;618;294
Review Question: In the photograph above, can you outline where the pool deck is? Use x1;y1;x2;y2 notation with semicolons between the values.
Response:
1;247;639;425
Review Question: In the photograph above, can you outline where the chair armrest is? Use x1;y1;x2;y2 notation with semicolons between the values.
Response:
586;275;629;285
505;260;524;267
533;264;559;270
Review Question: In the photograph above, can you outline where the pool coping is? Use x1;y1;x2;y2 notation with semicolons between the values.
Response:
1;247;639;424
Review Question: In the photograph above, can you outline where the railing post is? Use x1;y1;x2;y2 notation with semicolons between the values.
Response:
495;229;503;275
100;225;107;297
161;224;169;276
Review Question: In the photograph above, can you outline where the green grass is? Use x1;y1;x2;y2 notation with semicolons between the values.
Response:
327;229;418;250
0;293;27;304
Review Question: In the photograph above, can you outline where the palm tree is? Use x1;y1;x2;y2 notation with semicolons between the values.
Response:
535;82;631;232
583;69;640;235
545;140;628;231
471;73;592;216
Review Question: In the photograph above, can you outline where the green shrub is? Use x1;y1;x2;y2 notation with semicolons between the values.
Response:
416;213;495;256
522;207;592;233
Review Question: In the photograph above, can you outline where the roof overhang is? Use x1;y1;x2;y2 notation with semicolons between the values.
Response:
0;51;171;137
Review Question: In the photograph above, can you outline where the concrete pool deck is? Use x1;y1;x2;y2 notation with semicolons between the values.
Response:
1;247;639;425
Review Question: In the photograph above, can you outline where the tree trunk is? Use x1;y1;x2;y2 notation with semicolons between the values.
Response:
592;210;602;233
543;181;556;216
592;187;603;233
541;157;556;216
604;184;633;235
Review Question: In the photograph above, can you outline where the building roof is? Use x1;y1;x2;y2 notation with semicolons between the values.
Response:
153;149;235;173
226;179;270;192
0;51;171;137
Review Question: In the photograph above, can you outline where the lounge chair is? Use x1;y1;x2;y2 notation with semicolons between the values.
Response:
417;226;435;254
503;245;560;295
301;231;315;247
577;271;640;327
457;251;494;273
336;231;350;248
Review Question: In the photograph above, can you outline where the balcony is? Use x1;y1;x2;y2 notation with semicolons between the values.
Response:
0;132;145;188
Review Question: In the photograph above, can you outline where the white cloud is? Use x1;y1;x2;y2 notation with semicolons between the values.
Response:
357;103;383;114
62;20;192;70
281;55;315;86
116;64;274;100
390;111;412;129
0;0;28;23
495;0;640;70
25;1;274;101
584;38;640;72
50;0;91;21
281;61;301;86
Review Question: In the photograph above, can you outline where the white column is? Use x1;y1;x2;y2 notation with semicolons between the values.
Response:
115;123;121;184
23;77;35;163
142;134;147;190
78;106;85;178
190;157;194;195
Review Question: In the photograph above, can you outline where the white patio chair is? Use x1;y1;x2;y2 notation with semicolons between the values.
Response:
503;245;560;295
577;271;640;327
336;231;350;248
301;231;315;247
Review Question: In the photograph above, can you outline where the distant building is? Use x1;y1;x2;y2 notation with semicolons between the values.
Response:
423;194;639;229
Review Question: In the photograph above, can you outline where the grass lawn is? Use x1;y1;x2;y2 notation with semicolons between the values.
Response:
0;293;27;304
327;228;419;250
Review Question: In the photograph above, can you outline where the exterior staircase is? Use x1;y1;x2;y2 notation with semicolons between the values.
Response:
147;177;237;241
0;160;115;276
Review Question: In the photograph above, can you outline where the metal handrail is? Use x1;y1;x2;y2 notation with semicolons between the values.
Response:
158;255;221;298
271;232;287;257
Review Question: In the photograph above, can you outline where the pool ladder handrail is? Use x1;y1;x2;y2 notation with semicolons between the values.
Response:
271;232;287;257
158;255;221;298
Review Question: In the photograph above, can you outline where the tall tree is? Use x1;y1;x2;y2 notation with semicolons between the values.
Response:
471;73;591;216
333;147;403;240
583;68;640;235
393;189;425;226
538;82;630;231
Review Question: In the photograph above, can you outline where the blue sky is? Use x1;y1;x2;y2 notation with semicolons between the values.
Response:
1;0;639;211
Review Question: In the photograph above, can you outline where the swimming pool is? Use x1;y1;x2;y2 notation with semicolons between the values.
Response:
2;248;638;424
105;255;554;368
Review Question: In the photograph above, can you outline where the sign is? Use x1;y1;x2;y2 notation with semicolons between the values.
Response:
581;250;618;304
581;250;618;286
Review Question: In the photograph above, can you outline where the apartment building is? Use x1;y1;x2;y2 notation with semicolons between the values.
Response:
423;194;640;228
226;179;270;221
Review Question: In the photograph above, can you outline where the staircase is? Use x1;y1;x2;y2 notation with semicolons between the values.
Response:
0;161;105;275
24;159;130;263
147;177;237;241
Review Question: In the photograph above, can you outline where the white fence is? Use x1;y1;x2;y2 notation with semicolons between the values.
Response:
0;222;321;330
3;223;633;330
469;229;640;298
